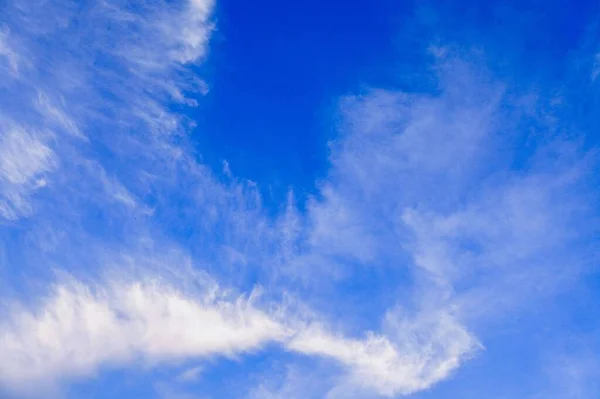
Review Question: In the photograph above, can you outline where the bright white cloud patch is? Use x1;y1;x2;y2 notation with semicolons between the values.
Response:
0;273;477;398
0;278;286;395
288;311;478;397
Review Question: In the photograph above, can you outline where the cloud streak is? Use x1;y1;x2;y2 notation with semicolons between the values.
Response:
0;277;285;397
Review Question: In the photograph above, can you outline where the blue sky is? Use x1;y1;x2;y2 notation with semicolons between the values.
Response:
0;0;599;398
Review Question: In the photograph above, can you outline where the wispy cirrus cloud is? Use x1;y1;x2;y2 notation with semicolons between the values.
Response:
277;51;598;397
0;277;285;397
287;309;478;397
0;1;598;399
0;126;56;220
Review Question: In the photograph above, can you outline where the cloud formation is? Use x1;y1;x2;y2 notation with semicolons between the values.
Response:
0;278;284;396
0;126;56;219
0;1;598;399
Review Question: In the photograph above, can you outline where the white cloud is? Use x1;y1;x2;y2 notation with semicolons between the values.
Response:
0;0;216;223
108;0;214;68
278;54;597;396
287;307;478;397
402;149;594;322
0;29;20;75
0;126;56;220
0;269;479;399
297;61;504;282
176;366;203;383
0;278;287;396
35;92;84;139
173;0;215;64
